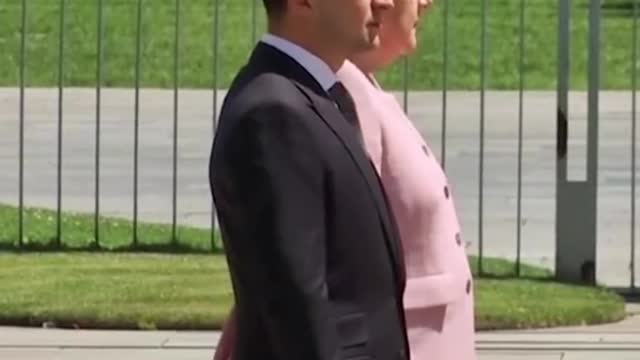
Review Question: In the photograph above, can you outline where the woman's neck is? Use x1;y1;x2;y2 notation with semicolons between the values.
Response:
349;50;393;88
351;54;380;74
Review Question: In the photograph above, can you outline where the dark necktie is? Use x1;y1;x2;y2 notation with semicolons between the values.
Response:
328;81;365;148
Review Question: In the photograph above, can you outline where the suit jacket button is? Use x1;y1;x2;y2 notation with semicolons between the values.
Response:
466;279;472;294
422;144;429;156
444;186;450;198
456;233;462;246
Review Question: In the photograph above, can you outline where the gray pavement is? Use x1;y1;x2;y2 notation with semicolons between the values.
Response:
3;315;640;359
1;88;640;287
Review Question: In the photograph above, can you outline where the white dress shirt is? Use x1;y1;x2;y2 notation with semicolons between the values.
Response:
261;33;337;91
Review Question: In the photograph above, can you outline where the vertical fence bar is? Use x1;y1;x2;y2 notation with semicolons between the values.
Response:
516;0;526;276
403;57;409;113
211;0;221;251
556;0;570;281
56;0;66;247
133;0;143;248
18;0;27;248
586;0;600;283
478;0;488;275
557;4;570;181
631;0;638;291
251;0;258;44
94;0;104;248
171;0;181;245
441;0;449;169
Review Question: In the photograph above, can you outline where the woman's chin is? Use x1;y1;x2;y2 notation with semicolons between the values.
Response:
403;39;418;56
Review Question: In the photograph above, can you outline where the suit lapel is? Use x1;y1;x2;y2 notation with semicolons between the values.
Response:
296;84;405;287
248;42;405;287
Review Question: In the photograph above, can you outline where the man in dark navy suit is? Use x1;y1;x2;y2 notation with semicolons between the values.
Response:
209;0;410;359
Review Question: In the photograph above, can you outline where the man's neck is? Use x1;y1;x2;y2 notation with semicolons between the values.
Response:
267;26;345;72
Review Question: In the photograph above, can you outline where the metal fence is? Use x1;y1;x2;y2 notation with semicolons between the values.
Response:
1;0;640;288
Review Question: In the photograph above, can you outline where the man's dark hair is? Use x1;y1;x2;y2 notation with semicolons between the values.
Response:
263;0;286;18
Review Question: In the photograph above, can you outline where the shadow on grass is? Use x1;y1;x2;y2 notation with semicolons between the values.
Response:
473;268;614;288
0;316;223;331
3;241;600;287
467;257;615;288
0;240;224;255
475;272;554;281
468;255;555;281
612;288;640;301
594;0;640;18
601;0;639;11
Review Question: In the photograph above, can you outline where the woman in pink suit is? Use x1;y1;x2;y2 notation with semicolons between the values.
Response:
340;0;477;358
213;0;476;358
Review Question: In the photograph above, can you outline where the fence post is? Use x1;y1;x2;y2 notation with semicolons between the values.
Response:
555;0;600;285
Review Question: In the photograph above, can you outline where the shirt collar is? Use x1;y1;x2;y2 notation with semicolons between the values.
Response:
260;33;337;91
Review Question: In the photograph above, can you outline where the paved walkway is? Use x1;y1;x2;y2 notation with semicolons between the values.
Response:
2;88;640;287
3;314;640;360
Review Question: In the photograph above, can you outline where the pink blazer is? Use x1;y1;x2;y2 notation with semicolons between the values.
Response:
337;60;476;360
213;61;476;360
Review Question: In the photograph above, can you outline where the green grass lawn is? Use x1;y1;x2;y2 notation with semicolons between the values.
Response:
0;252;626;331
0;203;216;252
0;203;628;331
0;0;638;90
